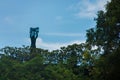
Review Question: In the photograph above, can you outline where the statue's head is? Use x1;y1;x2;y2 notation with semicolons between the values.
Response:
30;27;39;38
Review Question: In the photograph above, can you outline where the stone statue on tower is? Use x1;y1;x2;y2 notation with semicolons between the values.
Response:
30;27;39;48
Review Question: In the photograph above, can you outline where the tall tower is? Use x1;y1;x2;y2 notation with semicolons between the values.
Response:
30;27;39;48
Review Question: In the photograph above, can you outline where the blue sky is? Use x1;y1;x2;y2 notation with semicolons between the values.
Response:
0;0;110;50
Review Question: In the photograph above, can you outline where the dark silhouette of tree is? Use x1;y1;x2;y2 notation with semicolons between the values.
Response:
86;0;120;80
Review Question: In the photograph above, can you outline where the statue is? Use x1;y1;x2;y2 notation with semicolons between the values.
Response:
30;27;39;48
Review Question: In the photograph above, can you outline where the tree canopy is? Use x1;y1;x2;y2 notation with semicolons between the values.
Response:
0;0;120;80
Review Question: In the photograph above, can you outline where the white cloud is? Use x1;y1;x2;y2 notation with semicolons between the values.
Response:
27;32;85;51
36;38;85;51
43;33;85;37
71;0;111;18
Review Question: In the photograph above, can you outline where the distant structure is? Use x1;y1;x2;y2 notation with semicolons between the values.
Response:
30;27;39;48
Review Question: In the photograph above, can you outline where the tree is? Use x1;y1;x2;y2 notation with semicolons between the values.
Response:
86;0;120;79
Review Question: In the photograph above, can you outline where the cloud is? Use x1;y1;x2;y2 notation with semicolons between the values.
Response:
36;38;85;51
43;33;85;37
70;0;111;18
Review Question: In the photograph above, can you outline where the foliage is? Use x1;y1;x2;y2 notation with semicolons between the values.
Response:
0;0;120;80
86;0;120;79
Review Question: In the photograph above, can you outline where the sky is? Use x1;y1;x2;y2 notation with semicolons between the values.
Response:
0;0;110;51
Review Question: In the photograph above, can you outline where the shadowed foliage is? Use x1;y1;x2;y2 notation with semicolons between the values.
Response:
0;0;120;80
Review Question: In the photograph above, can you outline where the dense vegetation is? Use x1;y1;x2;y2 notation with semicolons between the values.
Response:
0;0;120;80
